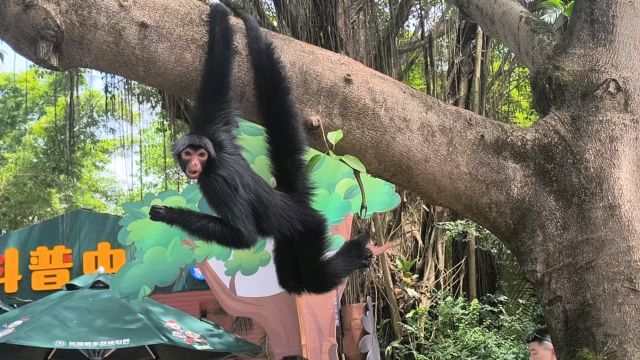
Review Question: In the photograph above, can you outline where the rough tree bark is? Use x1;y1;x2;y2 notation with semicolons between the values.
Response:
2;0;640;358
452;0;558;71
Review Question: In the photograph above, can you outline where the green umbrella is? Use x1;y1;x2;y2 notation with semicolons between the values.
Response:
0;273;261;359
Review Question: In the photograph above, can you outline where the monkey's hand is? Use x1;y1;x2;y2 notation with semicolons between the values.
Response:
149;205;176;224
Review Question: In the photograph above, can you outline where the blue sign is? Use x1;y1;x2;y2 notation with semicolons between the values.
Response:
189;267;205;281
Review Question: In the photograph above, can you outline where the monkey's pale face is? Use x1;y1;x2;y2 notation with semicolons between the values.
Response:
180;147;209;179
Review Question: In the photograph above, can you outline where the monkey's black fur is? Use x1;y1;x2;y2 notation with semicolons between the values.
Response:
150;3;372;294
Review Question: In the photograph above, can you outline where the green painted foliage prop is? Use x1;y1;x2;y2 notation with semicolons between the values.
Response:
224;239;271;277
112;185;231;300
237;120;399;222
113;119;400;299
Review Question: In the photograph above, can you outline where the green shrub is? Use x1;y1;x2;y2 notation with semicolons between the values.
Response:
385;293;543;360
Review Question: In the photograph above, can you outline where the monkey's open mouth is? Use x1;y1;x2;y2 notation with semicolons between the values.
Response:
187;171;200;179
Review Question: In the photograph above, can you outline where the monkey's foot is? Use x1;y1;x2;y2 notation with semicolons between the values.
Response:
340;229;373;269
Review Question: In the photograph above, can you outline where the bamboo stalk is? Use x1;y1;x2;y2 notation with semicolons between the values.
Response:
373;215;403;339
471;26;484;114
467;233;478;300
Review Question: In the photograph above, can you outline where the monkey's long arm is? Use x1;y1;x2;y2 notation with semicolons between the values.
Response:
242;14;309;195
193;3;237;137
149;205;258;249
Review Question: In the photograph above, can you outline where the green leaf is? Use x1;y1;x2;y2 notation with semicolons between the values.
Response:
117;227;131;246
537;0;572;23
194;245;210;262
305;154;323;174
254;239;267;252
157;190;179;201
563;1;574;17
143;193;156;205
343;184;360;200
163;195;187;208
251;155;273;182
341;155;367;173
181;184;202;205
138;285;151;299
166;237;193;265
236;118;265;137
198;198;216;215
328;150;342;161
223;244;272;277
123;202;144;215
355;174;401;217
312;190;352;225
327;129;344;146
335;178;359;199
167;238;182;262
193;241;232;261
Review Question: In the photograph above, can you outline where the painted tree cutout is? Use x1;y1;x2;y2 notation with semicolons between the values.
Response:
112;119;400;299
223;239;271;295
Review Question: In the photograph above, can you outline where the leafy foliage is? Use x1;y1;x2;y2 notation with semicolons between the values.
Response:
135;118;190;194
576;348;609;360
537;0;574;29
439;219;540;311
224;239;271;277
112;184;232;300
0;69;120;233
386;293;543;360
486;47;539;127
327;129;344;148
237;120;399;230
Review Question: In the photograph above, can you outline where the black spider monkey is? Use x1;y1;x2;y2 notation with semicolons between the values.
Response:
149;3;373;294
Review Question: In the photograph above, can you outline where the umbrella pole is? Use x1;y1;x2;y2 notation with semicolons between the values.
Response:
103;349;117;358
78;349;117;360
45;348;57;360
144;345;158;359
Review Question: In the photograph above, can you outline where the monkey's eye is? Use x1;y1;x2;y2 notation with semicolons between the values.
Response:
197;151;208;159
183;150;193;158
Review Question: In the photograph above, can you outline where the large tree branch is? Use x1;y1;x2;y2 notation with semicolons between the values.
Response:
451;0;558;71
0;0;532;239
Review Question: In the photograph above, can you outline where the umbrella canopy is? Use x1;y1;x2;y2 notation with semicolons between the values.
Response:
0;273;260;359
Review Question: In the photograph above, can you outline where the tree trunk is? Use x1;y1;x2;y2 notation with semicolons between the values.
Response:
3;0;640;358
502;0;640;357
